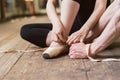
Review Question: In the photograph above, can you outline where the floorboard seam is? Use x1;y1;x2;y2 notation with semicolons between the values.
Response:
1;44;30;80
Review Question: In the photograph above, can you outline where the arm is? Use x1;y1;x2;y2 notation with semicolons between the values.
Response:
46;0;62;27
46;0;67;42
66;0;108;45
79;0;108;41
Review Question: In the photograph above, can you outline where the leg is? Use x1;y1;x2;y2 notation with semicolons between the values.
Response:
20;23;52;47
90;9;120;55
43;0;81;59
60;0;80;34
85;0;120;43
69;0;120;58
69;11;120;58
47;0;80;47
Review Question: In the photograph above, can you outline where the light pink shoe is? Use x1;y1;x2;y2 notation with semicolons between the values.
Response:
42;42;68;59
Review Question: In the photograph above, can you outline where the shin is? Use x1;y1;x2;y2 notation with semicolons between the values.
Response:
90;10;120;55
60;0;80;35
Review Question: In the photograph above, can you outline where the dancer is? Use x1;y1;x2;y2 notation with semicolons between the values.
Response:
69;0;120;59
20;0;110;59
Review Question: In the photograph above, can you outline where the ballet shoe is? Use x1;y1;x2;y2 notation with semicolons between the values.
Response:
42;44;68;59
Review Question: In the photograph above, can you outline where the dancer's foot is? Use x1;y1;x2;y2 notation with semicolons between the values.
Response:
42;41;68;59
69;42;92;59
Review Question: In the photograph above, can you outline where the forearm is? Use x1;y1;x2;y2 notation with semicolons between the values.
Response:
46;0;63;29
80;0;107;32
90;10;120;55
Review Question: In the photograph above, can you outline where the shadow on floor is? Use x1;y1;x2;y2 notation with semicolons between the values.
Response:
95;41;120;59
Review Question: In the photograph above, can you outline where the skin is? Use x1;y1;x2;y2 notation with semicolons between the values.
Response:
46;0;106;45
69;0;120;59
46;0;80;46
67;0;108;45
45;0;116;59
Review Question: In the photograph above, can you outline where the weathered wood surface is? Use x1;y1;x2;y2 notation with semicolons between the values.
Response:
3;45;87;80
0;37;29;80
0;16;120;80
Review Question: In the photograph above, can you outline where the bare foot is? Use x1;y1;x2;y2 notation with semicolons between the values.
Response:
69;42;88;59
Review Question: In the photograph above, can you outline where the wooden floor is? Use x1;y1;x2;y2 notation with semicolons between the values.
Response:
0;16;120;80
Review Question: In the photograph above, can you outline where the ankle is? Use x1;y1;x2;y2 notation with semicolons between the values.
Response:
89;43;96;56
50;41;66;47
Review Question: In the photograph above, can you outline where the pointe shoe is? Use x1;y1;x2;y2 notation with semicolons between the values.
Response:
42;44;68;59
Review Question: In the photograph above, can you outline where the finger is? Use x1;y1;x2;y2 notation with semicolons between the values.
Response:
73;37;80;43
68;40;73;45
57;33;66;43
53;34;61;42
66;35;74;42
67;36;76;45
66;36;71;44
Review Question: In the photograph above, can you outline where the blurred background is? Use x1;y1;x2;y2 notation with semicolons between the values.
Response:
0;0;60;22
0;0;114;22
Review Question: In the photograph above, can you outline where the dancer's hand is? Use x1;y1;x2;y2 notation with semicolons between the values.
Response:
69;42;87;59
52;26;68;43
66;29;88;45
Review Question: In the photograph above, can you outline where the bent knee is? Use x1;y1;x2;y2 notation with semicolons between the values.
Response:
20;24;31;40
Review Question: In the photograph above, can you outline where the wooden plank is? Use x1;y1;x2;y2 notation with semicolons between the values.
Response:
0;30;18;42
103;47;120;80
0;36;29;80
0;26;18;42
0;33;18;47
3;45;87;80
92;47;120;80
84;39;120;80
0;16;39;80
83;59;111;80
104;62;120;80
0;35;19;58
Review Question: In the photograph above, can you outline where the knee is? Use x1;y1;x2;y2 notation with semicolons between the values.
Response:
20;24;30;40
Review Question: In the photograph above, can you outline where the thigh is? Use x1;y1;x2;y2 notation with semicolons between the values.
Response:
92;0;119;34
22;23;52;30
98;0;120;28
21;23;53;47
85;0;120;43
